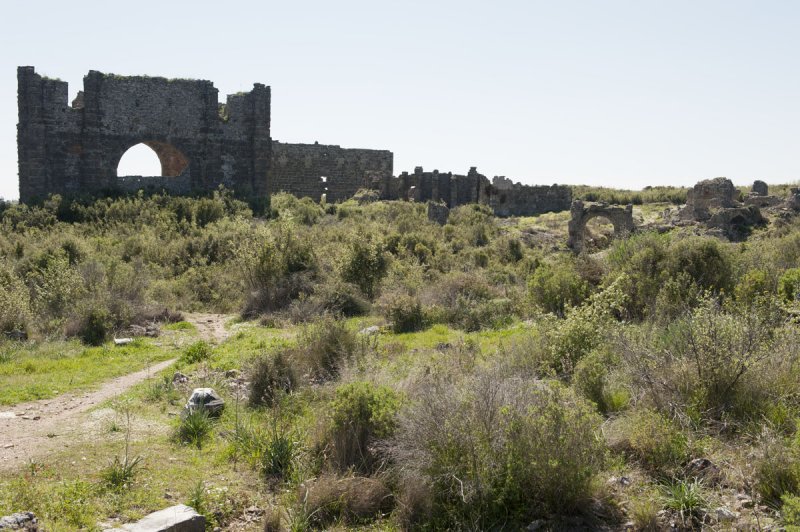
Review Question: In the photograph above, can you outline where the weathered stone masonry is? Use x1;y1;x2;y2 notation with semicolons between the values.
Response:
369;167;572;216
270;142;392;202
18;67;571;217
17;67;393;204
18;67;272;202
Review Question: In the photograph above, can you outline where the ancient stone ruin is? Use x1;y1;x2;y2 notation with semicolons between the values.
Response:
18;67;572;217
17;67;391;204
676;177;764;239
368;167;572;216
567;200;635;253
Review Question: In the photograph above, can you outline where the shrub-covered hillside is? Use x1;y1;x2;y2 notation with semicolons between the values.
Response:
1;190;800;530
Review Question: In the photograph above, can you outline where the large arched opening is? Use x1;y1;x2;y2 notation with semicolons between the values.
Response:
115;141;191;194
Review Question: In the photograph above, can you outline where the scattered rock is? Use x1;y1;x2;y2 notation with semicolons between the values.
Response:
607;475;632;487
184;388;225;417
129;324;160;338
715;506;737;522
686;457;721;483
751;180;769;196
172;372;188;385
114;338;134;346
4;330;27;342
0;511;37;530
358;325;381;336
110;504;204;532
224;369;240;379
735;494;755;509
526;519;547;531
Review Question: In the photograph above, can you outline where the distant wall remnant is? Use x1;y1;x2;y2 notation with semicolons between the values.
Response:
567;200;635;253
369;167;571;217
488;176;572;216
18;67;271;203
269;141;392;202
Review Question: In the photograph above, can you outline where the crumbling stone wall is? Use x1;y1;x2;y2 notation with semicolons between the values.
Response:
18;67;271;203
567;200;635;253
369;167;571;216
269;141;392;202
489;176;572;216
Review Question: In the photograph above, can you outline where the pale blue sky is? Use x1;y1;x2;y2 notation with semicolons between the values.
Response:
1;0;799;200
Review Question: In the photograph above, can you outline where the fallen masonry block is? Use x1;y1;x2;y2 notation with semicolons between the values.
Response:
0;511;37;530
111;505;204;532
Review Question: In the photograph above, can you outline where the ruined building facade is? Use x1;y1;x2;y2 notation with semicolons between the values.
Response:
17;67;392;204
17;67;570;216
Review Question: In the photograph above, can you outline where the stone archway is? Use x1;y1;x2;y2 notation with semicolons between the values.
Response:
115;141;190;178
113;140;192;194
567;200;635;252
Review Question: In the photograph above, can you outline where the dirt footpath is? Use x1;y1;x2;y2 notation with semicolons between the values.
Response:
0;314;232;472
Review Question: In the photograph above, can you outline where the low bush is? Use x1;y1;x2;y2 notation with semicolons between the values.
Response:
573;348;629;415
295;317;357;381
329;381;401;474
181;341;213;364
621;297;782;423
755;431;800;507
100;455;143;492
248;351;297;408
779;267;800;304
528;258;591;317
339;239;388;299
177;409;213;448
74;307;112;346
392;367;604;527
611;409;687;474
380;293;426;333
299;475;393;527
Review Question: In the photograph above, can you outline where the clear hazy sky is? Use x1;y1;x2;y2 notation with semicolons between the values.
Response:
1;0;799;200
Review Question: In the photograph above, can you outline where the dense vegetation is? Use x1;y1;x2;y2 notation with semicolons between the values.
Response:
2;188;800;530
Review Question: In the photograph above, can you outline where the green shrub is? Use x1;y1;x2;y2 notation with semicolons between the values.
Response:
339;239;388;299
181;341;213;364
621;296;781;423
664;237;732;294
662;479;706;520
0;264;31;335
329;381;401;473
262;427;297;480
295;316;357;380
779;268;800;304
75;307;112;346
620;409;687;473
573;348;628;414
271;193;324;225
177;409;213;448
528;259;590;317
248;351;297;408
393;367;604;527
734;268;773;306
755;432;800;507
381;293;426;333
100;455;143;491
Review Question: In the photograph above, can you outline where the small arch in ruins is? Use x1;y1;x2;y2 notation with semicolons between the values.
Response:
567;200;635;253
